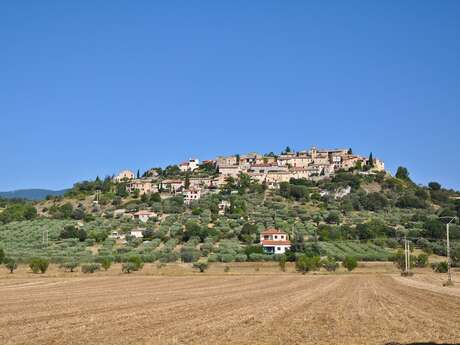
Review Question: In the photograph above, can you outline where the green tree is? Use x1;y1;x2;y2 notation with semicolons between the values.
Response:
193;260;209;272
295;255;321;274
29;258;49;274
184;172;191;189
100;257;113;271
428;182;441;191
81;263;101;273
368;152;374;167
395;166;410;181
4;258;17;273
342;256;358;272
60;261;79;272
0;248;4;264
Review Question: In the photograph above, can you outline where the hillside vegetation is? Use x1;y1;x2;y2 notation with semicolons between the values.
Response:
1;166;460;270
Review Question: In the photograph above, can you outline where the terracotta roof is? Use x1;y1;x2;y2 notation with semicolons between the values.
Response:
261;240;291;246
261;228;286;235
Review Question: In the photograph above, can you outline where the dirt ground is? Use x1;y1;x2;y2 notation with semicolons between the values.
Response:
0;271;459;345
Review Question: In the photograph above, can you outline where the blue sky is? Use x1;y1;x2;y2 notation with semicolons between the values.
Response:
1;1;459;191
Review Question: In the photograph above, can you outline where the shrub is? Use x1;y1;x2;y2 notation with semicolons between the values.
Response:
235;254;247;262
193;260;208;273
122;262;139;273
342;256;358;272
321;257;339;272
4;258;17;273
218;253;235;263
415;253;429;268
180;247;200;263
60;261;79;272
248;253;268;262
224;266;230;273
100;257;113;271
296;255;321;274
81;263;101;273
127;255;144;271
29;258;49;274
431;261;448;273
278;256;287;272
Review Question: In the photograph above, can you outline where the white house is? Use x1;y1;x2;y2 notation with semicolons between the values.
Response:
109;231;126;240
132;210;157;223
260;228;291;254
184;188;202;205
179;159;200;172
218;200;231;215
129;228;145;238
160;179;185;194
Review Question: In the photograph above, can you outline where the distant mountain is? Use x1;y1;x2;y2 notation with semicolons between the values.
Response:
0;189;68;201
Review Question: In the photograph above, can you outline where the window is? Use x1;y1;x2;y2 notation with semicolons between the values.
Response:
277;247;281;251
274;235;278;239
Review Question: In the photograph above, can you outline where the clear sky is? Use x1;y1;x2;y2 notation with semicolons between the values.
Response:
1;1;459;191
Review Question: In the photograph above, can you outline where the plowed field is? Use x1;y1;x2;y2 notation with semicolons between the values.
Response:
1;274;459;345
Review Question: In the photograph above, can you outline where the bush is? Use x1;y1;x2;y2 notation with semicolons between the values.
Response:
122;262;139;273
224;266;230;272
296;255;321;274
0;248;4;264
127;255;144;271
60;261;79;272
180;247;200;263
81;263;101;273
29;258;49;274
235;254;248;262
100;257;113;271
278;256;287;272
431;261;448;273
248;253;269;262
415;253;429;268
342;256;358;272
321;257;339;272
193;260;208;272
4;258;17;273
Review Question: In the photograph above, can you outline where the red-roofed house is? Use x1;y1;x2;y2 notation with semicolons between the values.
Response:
260;228;291;254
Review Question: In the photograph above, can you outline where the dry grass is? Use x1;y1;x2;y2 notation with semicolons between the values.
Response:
0;269;459;345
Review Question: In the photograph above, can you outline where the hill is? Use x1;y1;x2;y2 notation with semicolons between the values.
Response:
1;148;460;269
0;189;68;201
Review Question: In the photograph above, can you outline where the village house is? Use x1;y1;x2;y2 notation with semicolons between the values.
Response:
160;179;185;194
189;177;214;189
129;228;145;238
132;210;157;223
179;158;200;172
249;163;288;174
218;165;241;178
127;179;158;195
108;231;126;240
184;188;202;205
254;155;277;165
260;228;291;254
216;155;237;167
218;200;231;215
264;171;293;189
114;170;135;182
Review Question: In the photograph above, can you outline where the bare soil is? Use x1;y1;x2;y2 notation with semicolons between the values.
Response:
0;272;459;345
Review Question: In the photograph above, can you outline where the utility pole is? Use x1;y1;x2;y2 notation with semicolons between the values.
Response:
446;220;454;286
440;217;456;287
404;237;408;274
402;236;412;276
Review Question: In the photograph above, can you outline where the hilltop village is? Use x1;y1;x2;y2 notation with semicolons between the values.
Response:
116;147;384;206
